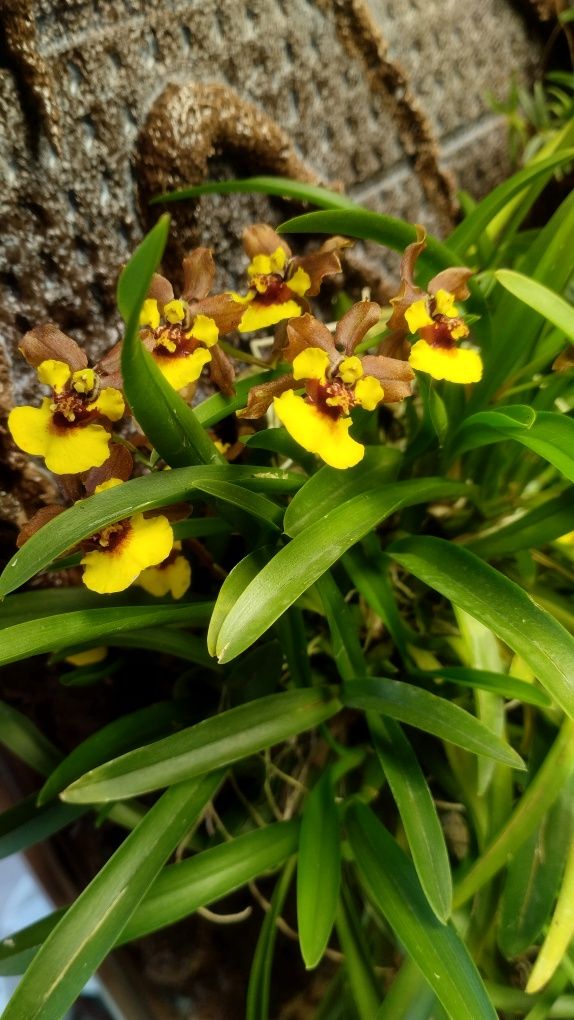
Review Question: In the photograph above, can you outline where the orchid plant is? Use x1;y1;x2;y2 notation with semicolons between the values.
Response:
0;145;574;1020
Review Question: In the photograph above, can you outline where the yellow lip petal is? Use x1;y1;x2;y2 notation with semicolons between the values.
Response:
405;299;434;334
153;347;212;390
81;513;174;594
409;340;483;384
273;390;364;469
292;347;330;382
37;360;71;392
138;555;192;599
238;299;302;333
8;400;112;474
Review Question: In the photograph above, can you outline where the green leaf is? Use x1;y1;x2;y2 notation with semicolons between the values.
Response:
38;701;185;806
216;479;466;662
0;797;86;859
247;858;295;1020
0;464;291;597
347;803;498;1020
466;488;574;559
455;408;574;482
297;771;341;968
2;774;221;1020
336;889;381;1020
277;211;458;276
192;478;283;530
499;774;574;959
283;447;401;538
207;547;274;656
0;588;164;629
117;214;222;467
152;175;356;209
343;678;524;770
448;150;574;255
413;666;551;708
0;604;212;669
0;701;61;776
388;536;574;718
194;368;285;428
369;715;452;922
56;628;219;671
495;269;574;343
0;821;299;974
62;687;341;802
343;538;416;656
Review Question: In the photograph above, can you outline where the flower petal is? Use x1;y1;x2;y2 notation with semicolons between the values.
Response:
433;289;458;318
428;267;473;301
153;348;212;390
138;555;191;599
44;424;112;474
286;267;311;297
81;513;174;594
292;347;329;381
248;247;287;277
355;376;384;411
19;325;87;371
238;299;302;333
273;390;364;469
190;314;219;348
243;224;291;261
284;314;336;363
409;340;483;383
338;356;363;384
334;301;381;356
140;299;161;329
237;374;295;419
88;388;125;422
37;360;71;392
405;300;433;334
182;248;215;302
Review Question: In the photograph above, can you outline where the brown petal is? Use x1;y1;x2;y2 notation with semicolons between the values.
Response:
284;314;337;363
19;325;88;371
237;373;295;419
148;273;174;305
209;344;235;397
553;347;574;372
400;224;427;287
428;267;473;301
243;223;291;260
387;225;428;332
361;354;415;402
96;341;124;391
83;444;134;494
17;505;64;547
181;248;216;302
319;235;354;254
290;248;342;297
335;301;381;355
187;294;244;336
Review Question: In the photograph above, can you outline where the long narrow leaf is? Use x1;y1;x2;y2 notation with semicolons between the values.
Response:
347;803;497;1020
153;175;356;209
495;270;574;343
388;536;574;718
297;771;341;968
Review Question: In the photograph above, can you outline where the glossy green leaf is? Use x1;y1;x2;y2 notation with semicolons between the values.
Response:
38;701;185;806
0;797;86;859
454;718;574;907
448;150;574;255
297;771;341;969
153;175;355;209
0;701;61;776
0;588;164;629
0;464;291;597
283;447;401;538
55;628;218;671
0;604;211;669
466;489;574;559
499;774;574;958
495;270;574;342
343;537;416;655
278;211;457;276
413;666;551;708
347;802;498;1020
0;821;299;973
118;214;222;467
216;479;465;662
192;478;283;530
388;536;574;718
207;546;275;656
2;773;221;1020
336;889;381;1020
247;858;295;1020
343;678;524;770
243;427;315;471
62;687;341;802
369;715;452;921
456;408;574;482
527;834;574;994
